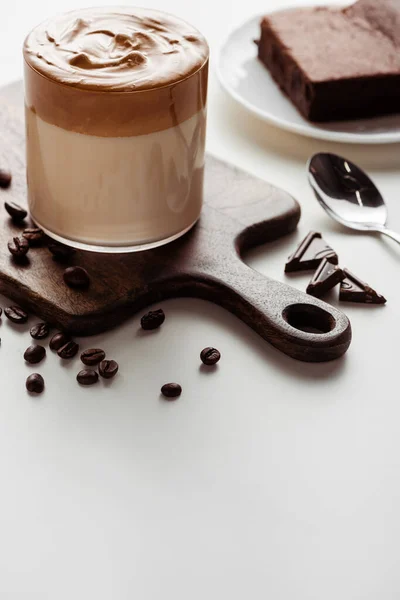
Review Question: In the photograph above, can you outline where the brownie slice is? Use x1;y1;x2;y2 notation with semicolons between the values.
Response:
257;0;400;122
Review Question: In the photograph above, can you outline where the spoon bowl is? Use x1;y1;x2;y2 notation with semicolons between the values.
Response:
308;153;399;244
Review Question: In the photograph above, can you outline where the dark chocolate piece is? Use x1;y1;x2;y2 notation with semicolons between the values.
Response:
258;1;400;123
285;231;338;273
306;258;345;298
339;269;386;305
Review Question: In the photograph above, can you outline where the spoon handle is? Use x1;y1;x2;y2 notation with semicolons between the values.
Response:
377;226;400;245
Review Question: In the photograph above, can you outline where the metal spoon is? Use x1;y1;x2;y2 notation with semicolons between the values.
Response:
308;152;400;245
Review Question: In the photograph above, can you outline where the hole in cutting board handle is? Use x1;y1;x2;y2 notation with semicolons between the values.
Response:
282;304;336;334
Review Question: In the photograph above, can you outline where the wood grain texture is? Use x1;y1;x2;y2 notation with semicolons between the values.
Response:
0;81;351;362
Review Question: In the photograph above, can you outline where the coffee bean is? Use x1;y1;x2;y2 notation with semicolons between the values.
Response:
63;266;90;289
24;344;46;364
48;242;76;262
99;360;119;379
58;340;79;359
49;331;71;351
22;227;45;245
30;322;50;340
0;168;12;189
4;201;27;222
140;308;165;330
77;369;99;386
161;383;182;399
81;348;106;366
26;373;44;394
200;347;221;366
4;306;28;324
8;236;29;257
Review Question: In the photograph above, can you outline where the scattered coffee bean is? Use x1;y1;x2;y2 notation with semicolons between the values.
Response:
4;201;27;223
0;168;12;189
200;347;221;366
49;331;71;351
26;373;44;394
48;242;76;262
99;359;119;379
8;236;29;258
22;227;45;245
140;308;165;330
77;369;99;386
63;266;90;289
30;322;50;340
24;344;46;364
4;306;28;324
58;340;79;359
81;348;106;366
161;383;182;399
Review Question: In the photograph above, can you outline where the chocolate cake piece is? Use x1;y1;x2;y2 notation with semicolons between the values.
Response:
339;269;387;304
257;0;400;122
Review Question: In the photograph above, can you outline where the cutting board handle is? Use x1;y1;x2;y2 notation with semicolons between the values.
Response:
170;260;351;362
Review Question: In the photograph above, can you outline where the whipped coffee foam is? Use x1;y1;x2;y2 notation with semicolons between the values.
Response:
24;7;208;91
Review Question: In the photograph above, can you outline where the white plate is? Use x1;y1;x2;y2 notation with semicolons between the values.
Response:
217;14;400;145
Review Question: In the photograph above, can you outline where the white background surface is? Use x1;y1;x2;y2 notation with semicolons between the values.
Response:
1;1;399;598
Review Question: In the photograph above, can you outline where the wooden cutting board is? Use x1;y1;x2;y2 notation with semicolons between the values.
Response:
0;81;351;362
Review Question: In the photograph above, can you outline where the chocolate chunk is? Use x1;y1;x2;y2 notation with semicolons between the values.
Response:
140;308;165;330
63;266;90;289
22;227;45;245
48;242;76;262
77;369;99;385
30;322;50;340
4;201;27;223
285;231;338;273
58;340;79;359
98;359;119;379
306;258;345;298
24;344;46;364
26;373;44;394
161;383;182;399
8;236;30;258
0;168;12;189
81;348;106;366
339;269;386;305
4;306;28;324
49;331;71;351
200;347;221;365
